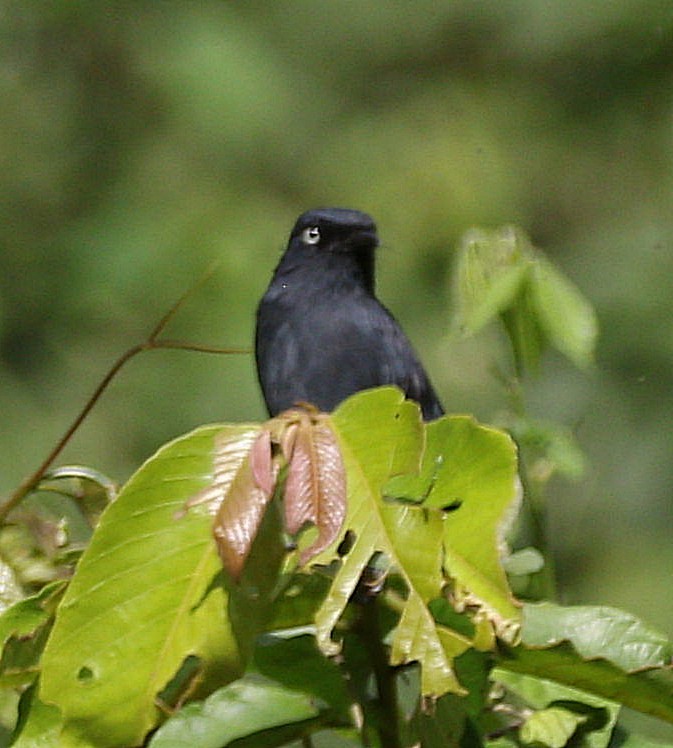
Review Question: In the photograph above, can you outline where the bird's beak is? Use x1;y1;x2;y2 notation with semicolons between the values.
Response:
347;230;379;251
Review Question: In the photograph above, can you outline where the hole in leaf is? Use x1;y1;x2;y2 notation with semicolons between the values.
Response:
157;655;203;713
77;665;95;683
441;499;463;513
337;530;356;556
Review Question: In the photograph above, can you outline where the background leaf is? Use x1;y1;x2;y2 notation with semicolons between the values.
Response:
522;602;672;671
453;226;532;335
529;256;599;370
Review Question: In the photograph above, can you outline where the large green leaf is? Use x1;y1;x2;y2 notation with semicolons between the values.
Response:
497;643;673;724
313;388;470;696
387;416;521;638
39;424;255;747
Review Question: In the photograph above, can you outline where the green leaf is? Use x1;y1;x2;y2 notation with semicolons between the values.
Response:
252;632;352;720
314;387;467;696
388;416;521;638
612;733;673;747
494;668;618;748
507;417;587;480
412;691;473;747
529;256;598;370
453;226;533;335
520;705;587;747
500;280;546;376
497;642;673;724
39;424;254;747
432;418;520;636
148;675;322;748
502;548;545;577
11;683;63;748
0;582;65;651
522;603;672;671
0;581;66;689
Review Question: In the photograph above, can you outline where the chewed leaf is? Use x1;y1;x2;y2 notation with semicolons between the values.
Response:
391;591;466;695
39;425;245;747
387;416;521;640
310;388;474;696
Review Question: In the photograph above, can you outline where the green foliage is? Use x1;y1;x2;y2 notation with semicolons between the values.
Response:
1;229;672;747
453;226;598;375
40;426;246;746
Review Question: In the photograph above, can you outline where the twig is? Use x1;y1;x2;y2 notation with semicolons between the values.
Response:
0;265;250;523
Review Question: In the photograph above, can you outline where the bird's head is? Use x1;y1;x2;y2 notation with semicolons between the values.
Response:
288;208;379;291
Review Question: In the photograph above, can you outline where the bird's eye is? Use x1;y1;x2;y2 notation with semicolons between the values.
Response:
301;226;321;245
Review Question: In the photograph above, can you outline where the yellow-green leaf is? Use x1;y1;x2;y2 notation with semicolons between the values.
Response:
529;256;598;369
40;425;249;747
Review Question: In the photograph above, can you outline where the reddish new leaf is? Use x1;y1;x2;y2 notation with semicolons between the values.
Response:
209;429;278;582
190;409;347;582
283;415;347;566
250;429;276;497
284;420;316;535
280;422;299;462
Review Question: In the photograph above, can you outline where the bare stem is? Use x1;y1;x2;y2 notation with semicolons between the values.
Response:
0;266;250;523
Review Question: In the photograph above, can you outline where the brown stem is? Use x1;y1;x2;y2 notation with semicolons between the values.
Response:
0;263;250;523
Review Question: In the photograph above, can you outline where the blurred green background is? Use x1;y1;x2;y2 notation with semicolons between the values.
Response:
1;0;672;665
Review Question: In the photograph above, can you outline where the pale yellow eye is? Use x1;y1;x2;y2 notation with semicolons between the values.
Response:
301;226;321;244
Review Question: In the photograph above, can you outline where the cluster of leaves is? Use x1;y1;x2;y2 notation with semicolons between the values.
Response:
0;227;671;747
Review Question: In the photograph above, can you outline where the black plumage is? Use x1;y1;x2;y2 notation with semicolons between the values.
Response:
255;208;444;420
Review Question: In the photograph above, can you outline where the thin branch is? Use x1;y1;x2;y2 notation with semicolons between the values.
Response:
0;266;251;523
151;339;249;356
147;259;222;341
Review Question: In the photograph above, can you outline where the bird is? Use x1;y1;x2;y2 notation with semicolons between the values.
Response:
255;208;444;421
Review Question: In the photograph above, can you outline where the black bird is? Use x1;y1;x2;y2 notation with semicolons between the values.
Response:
255;208;444;421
